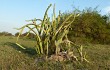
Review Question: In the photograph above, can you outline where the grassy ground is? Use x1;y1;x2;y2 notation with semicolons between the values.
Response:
0;36;37;70
83;44;110;70
0;36;110;70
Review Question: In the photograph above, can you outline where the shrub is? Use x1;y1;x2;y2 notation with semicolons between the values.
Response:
61;7;110;44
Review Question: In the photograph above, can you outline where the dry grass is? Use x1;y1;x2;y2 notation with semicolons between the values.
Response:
0;36;110;70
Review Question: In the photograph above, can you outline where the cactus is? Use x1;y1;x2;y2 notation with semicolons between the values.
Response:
15;4;90;63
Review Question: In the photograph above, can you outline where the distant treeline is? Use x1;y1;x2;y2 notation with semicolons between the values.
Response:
60;7;110;44
0;32;13;36
0;32;35;39
15;32;35;39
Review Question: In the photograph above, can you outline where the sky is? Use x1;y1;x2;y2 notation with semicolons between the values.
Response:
0;0;110;34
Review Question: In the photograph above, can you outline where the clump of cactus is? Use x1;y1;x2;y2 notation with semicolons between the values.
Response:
16;4;89;63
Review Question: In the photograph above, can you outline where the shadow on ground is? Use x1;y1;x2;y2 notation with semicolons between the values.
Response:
4;42;37;57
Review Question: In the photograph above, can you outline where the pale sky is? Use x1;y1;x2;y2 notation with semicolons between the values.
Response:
0;0;110;34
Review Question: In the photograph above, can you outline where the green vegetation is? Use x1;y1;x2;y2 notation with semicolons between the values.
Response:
61;7;110;44
0;4;110;70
